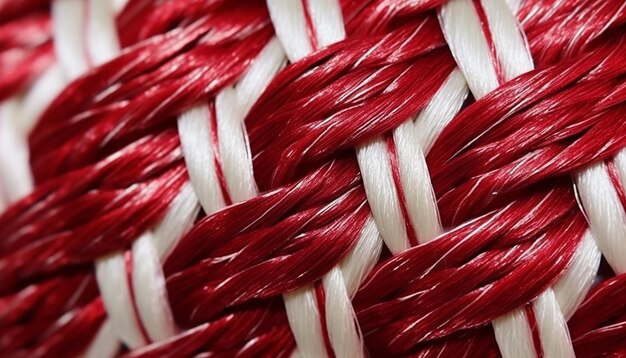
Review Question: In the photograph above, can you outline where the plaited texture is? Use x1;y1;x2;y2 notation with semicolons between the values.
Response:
1;0;626;357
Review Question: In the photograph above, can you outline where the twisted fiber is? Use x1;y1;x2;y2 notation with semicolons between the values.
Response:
1;0;626;357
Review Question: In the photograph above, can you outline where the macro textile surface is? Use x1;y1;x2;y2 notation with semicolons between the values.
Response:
1;0;626;356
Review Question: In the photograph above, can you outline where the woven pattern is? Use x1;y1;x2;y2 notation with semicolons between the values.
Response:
1;0;626;356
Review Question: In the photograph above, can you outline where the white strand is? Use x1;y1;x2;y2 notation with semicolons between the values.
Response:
505;0;523;14
17;64;66;135
358;72;468;249
0;64;65;211
338;218;383;297
181;37;286;212
323;218;381;358
84;320;120;358
493;307;537;358
534;289;576;357
95;251;147;349
576;163;626;274
412;69;468;154
552;230;601;318
0;180;5;212
283;286;328;358
64;0;199;349
178;105;226;214
268;3;379;357
393;121;442;242
97;185;199;349
131;183;199;342
322;268;363;358
613;149;626;190
215;88;258;203
439;0;500;98
0;101;33;203
236;38;287;117
111;0;129;13
53;0;120;80
393;70;468;242
86;0;121;65
266;0;313;62
305;0;346;47
481;0;534;79
151;183;200;259
440;2;581;357
131;233;177;342
52;0;89;79
393;124;441;242
357;139;410;253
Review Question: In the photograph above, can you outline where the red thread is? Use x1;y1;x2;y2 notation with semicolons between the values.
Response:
208;101;233;206
314;281;336;358
124;250;151;345
524;304;545;358
472;0;506;84
385;134;419;246
302;0;319;50
606;159;626;211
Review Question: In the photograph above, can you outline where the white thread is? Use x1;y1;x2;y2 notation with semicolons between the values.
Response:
53;0;121;79
0;64;65;211
55;0;199;349
95;251;147;348
322;268;363;358
178;105;226;214
338;218;383;296
357;140;410;253
52;0;89;79
439;0;500;98
268;3;379;356
614;149;626;191
111;0;129;13
439;2;580;356
236;38;287;117
132;233;177;342
323;218;381;358
181;39;286;209
97;185;199;349
284;286;328;358
393;72;468;241
305;0;346;47
17;64;66;135
413;69;468;154
215;88;258;203
552;231;601;318
0;179;5;212
0;101;33;203
493;308;536;358
151;183;200;259
131;184;198;342
576;163;626;274
266;0;313;62
534;289;576;357
359;72;468;249
84;320;120;358
268;2;471;355
505;0;523;14
481;0;534;80
86;0;121;65
394;125;442;241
